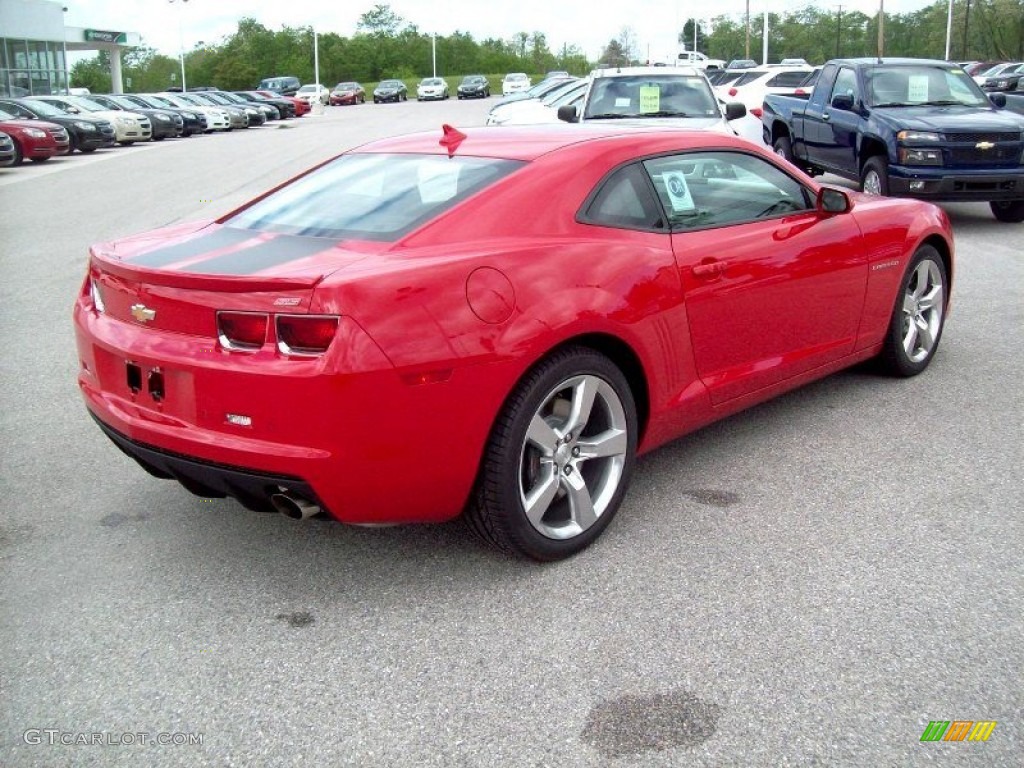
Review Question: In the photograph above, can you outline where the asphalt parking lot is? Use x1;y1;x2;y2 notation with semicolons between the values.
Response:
1;100;1021;767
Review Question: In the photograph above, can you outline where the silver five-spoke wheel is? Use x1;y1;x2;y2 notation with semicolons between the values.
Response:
879;244;947;377
901;259;944;363
469;347;637;561
520;374;629;540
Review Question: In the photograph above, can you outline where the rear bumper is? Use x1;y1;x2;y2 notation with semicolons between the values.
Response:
888;165;1024;202
93;414;325;513
73;296;494;525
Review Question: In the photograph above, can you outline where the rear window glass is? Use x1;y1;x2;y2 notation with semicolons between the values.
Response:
225;153;524;240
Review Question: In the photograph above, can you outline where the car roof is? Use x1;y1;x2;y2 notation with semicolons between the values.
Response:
831;57;954;67
354;124;758;162
591;66;702;78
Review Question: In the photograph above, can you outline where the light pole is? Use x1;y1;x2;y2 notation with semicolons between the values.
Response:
944;0;953;59
169;0;189;91
61;6;69;93
431;33;436;78
835;4;843;58
877;0;885;59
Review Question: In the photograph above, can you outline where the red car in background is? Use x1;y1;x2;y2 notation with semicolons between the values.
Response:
74;126;953;561
0;106;67;163
256;90;308;116
330;82;366;105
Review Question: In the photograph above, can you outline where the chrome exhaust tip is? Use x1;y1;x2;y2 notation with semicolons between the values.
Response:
270;492;321;520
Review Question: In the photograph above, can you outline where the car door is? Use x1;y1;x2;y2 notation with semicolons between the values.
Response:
643;150;868;405
800;63;838;168
816;66;862;174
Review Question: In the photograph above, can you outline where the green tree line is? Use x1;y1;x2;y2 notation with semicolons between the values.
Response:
72;1;1024;93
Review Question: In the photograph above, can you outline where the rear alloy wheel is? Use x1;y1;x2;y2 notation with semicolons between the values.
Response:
468;347;637;561
990;200;1024;223
861;157;889;196
879;245;947;377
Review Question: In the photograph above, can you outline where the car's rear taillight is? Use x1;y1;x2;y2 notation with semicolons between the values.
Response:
276;315;339;356
750;107;763;118
89;277;105;313
794;88;806;95
728;87;738;97
217;311;268;351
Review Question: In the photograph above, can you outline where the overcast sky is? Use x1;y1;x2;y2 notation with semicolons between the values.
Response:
62;0;939;63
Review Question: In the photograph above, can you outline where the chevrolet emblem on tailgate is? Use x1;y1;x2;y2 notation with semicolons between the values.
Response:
975;141;995;150
130;303;156;323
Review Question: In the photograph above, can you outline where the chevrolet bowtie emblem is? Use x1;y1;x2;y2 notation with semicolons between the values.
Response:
975;141;995;150
130;303;156;323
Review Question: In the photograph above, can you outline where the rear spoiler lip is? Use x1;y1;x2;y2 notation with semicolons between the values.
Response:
89;248;323;293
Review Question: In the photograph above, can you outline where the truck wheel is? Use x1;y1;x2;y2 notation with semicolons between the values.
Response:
861;157;889;196
772;136;794;162
990;200;1024;223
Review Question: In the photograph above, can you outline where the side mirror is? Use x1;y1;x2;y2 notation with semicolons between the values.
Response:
989;93;1006;108
830;94;854;111
725;102;746;121
817;187;851;214
557;104;578;123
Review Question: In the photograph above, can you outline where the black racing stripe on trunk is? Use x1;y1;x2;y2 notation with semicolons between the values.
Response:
130;228;256;268
185;235;328;274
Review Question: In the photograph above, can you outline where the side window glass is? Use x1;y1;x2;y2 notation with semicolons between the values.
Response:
643;151;813;231
581;163;664;231
831;67;859;104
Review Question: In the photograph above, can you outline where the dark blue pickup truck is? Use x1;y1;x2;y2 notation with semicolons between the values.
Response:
762;58;1024;222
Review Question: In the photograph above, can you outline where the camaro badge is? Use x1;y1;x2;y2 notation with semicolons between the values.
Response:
975;141;995;150
130;304;156;323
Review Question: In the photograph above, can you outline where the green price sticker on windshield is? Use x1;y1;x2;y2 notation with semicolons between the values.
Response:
639;85;660;113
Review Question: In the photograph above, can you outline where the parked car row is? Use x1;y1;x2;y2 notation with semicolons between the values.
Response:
0;88;308;169
255;75;564;106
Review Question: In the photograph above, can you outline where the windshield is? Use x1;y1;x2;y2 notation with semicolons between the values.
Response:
336;83;358;90
20;99;64;116
379;80;402;88
421;79;444;86
69;96;110;112
585;75;719;119
0;107;15;119
865;65;989;107
226;153;524;241
542;80;586;106
506;74;528;82
462;77;484;84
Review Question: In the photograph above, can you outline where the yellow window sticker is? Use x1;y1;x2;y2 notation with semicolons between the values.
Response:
663;171;695;212
639;85;660;113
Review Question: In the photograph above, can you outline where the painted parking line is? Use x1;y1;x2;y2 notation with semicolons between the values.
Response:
0;141;167;187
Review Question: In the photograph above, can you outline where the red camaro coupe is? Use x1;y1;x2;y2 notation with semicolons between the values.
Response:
74;125;953;560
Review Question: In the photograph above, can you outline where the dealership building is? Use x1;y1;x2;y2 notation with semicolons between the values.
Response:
0;0;139;95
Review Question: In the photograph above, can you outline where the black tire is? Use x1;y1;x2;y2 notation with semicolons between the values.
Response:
861;156;889;196
773;135;794;162
990;200;1024;223
80;146;96;153
878;245;947;377
30;156;50;163
467;346;638;561
11;140;23;165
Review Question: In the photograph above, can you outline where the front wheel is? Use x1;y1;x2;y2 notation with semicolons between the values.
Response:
990;200;1024;223
861;157;889;196
878;245;947;377
467;347;637;561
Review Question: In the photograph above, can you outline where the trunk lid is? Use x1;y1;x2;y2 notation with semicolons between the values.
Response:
90;221;378;337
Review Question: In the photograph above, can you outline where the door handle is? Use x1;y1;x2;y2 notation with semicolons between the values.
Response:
822;112;831;121
692;261;726;278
